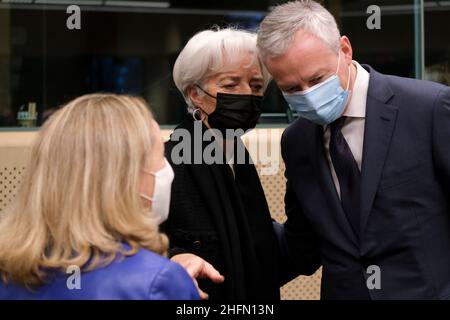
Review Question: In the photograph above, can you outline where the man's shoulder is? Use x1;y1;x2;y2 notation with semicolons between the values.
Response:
364;64;448;105
282;117;316;144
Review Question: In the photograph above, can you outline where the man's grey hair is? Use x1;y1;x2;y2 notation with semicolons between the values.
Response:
257;0;341;61
173;27;271;113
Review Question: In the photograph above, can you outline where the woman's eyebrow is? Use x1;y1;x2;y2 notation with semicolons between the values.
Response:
217;75;240;82
250;76;264;82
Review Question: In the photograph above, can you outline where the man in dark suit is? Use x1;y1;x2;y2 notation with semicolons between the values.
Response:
257;0;450;299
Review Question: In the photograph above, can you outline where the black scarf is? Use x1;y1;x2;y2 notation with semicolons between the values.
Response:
166;115;280;300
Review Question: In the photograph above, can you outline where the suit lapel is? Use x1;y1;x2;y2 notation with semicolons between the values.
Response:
360;66;398;235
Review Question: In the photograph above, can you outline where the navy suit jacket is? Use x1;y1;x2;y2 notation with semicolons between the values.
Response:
281;65;450;299
0;247;200;300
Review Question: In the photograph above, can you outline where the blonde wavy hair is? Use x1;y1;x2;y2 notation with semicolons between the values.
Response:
0;93;168;286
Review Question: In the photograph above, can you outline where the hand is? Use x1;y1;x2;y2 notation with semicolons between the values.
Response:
171;253;225;300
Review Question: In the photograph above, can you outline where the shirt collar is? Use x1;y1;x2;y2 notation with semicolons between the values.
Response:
343;60;369;118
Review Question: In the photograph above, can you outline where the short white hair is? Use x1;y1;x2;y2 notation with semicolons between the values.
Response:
173;27;270;113
257;0;341;61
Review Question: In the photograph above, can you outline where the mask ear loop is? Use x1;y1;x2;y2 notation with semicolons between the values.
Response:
140;169;155;202
336;49;352;91
140;193;154;202
345;64;351;91
335;49;342;74
195;84;216;99
192;84;214;121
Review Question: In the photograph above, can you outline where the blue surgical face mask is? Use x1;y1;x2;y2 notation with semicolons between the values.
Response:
282;51;351;125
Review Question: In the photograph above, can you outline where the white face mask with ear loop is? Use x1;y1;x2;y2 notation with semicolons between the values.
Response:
140;157;175;224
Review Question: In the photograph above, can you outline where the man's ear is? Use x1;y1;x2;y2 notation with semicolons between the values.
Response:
187;86;204;108
340;36;353;65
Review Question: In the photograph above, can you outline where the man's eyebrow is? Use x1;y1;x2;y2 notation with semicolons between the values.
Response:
277;67;330;90
307;68;329;80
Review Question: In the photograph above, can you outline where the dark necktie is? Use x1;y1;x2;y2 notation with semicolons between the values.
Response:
329;117;361;239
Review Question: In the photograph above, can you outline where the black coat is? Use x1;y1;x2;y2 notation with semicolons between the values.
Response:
163;115;281;300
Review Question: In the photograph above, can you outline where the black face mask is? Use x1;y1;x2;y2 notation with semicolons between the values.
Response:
196;86;262;133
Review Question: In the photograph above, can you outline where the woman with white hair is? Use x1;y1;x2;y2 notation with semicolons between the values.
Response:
0;94;199;300
164;28;281;300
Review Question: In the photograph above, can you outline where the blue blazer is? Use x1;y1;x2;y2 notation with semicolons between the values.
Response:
0;247;200;300
280;65;450;299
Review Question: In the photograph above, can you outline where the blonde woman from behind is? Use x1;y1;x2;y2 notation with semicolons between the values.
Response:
0;94;199;300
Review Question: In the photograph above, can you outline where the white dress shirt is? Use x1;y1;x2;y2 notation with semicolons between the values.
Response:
323;61;370;198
